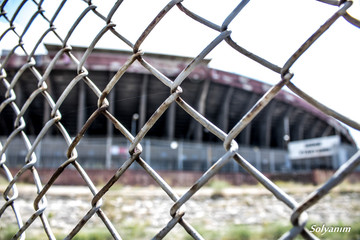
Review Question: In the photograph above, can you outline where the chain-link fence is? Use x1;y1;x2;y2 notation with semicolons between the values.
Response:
0;0;360;239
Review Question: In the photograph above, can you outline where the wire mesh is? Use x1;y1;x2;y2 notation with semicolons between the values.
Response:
0;0;359;239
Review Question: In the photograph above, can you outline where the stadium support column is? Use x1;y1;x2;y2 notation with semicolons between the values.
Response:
43;77;54;127
77;80;86;134
296;113;309;140
217;87;234;132
322;125;333;137
277;107;292;148
260;102;275;147
283;114;290;143
43;86;50;125
195;78;210;142
241;93;258;145
310;120;322;138
167;102;176;140
15;81;23;107
139;74;148;128
105;89;115;169
283;114;292;170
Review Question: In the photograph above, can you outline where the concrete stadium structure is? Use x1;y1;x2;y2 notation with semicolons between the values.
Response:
0;44;357;173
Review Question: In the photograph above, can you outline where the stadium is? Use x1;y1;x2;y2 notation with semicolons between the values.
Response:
0;44;357;176
1;1;360;239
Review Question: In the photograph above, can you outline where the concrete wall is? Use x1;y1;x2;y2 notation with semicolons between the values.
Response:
5;168;360;187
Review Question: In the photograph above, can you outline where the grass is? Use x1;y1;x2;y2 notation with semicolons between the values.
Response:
1;220;359;240
184;222;360;240
67;229;114;240
0;226;148;240
0;225;18;240
182;223;295;240
1;175;360;240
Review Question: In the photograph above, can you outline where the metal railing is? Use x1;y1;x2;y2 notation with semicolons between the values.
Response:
1;137;292;173
2;136;357;173
0;0;359;239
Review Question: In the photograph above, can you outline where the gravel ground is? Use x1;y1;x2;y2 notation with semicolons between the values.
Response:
1;184;359;237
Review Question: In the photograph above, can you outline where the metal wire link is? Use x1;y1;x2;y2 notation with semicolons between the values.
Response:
0;0;359;239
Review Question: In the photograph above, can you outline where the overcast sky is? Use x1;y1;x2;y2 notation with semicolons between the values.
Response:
1;0;360;144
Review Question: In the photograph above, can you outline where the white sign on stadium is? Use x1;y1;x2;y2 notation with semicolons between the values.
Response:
288;135;340;160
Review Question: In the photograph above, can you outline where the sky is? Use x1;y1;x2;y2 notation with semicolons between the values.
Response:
1;0;360;145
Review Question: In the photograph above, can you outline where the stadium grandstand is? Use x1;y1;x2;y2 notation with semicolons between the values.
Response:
0;44;357;173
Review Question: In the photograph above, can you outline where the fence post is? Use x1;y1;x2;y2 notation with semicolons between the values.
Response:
35;140;42;168
270;150;275;173
207;144;212;171
255;147;261;171
145;139;151;166
178;141;184;171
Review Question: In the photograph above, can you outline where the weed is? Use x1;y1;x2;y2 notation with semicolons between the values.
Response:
208;179;231;199
0;225;18;240
223;225;252;240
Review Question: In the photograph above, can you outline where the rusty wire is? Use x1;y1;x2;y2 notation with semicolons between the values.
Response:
0;0;359;239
